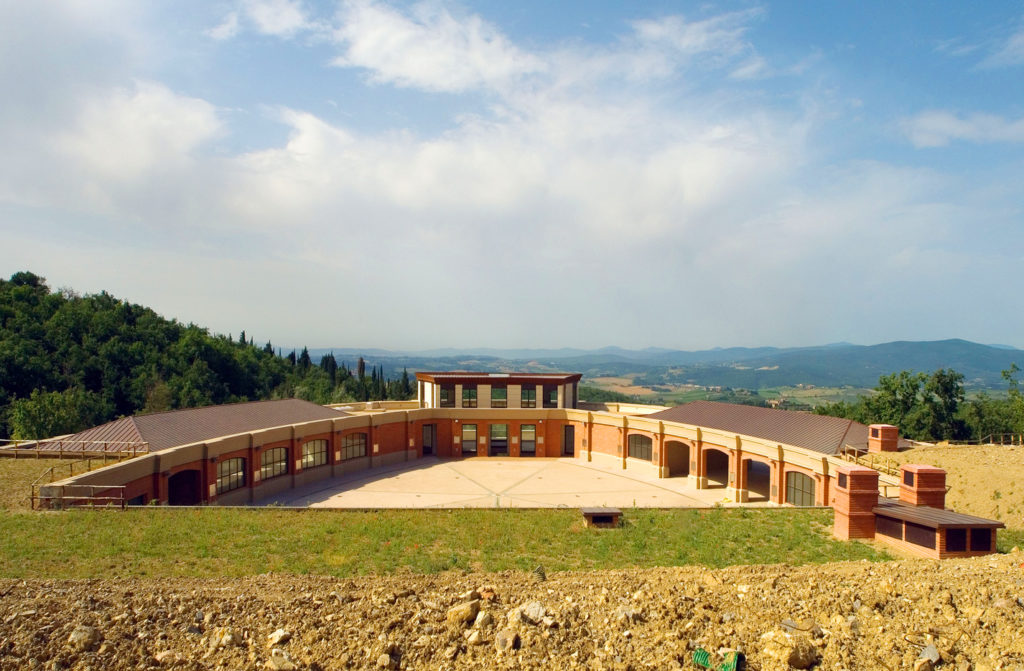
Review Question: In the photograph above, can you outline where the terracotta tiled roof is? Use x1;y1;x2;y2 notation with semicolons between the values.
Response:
646;401;869;456
40;399;347;453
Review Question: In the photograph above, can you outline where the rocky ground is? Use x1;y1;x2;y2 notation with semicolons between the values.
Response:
3;551;1024;671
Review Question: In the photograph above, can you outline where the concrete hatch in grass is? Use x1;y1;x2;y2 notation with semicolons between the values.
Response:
581;507;622;528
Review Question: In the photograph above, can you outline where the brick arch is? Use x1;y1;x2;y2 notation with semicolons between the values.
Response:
739;454;773;502
702;446;730;488
664;440;690;477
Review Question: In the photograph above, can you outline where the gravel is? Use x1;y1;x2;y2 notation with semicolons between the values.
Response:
2;550;1023;670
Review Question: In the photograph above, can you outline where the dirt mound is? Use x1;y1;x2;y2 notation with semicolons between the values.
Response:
3;552;1024;670
889;444;1024;528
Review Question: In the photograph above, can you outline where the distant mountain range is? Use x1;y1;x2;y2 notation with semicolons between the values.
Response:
309;339;1024;389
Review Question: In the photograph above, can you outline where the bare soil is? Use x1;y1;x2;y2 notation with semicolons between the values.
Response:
3;552;1024;671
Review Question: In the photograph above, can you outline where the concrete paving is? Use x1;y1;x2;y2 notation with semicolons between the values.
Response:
259;457;775;509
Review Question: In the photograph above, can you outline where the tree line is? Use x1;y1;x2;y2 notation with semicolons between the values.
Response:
0;272;413;439
815;368;1024;442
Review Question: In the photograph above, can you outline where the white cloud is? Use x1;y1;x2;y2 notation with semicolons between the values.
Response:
4;1;1024;349
55;81;221;180
243;0;310;37
208;11;240;40
902;110;1024;147
630;9;762;60
332;0;545;93
982;27;1024;67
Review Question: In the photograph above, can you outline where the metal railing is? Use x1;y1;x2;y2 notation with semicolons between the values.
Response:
31;484;127;510
840;449;900;477
28;451;144;510
938;433;1024;447
1;438;149;459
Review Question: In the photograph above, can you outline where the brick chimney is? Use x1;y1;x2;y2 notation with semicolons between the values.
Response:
867;424;899;453
832;465;879;540
899;464;946;508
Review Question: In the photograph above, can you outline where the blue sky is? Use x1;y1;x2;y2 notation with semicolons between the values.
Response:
1;1;1023;350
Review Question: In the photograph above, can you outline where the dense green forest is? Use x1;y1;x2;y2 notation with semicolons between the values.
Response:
815;368;1024;442
0;271;413;439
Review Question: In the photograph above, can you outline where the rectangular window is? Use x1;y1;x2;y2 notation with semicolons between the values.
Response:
946;528;967;552
462;385;477;408
301;439;328;469
903;470;915;486
838;473;848;489
785;472;816;507
627;434;653;461
260;447;289;481
461;424;477;454
491;386;507;408
905;522;936;549
875;515;902;539
520;424;536;455
439;385;455;408
521;385;536;408
216;457;246;495
342;433;367;460
543;384;558;408
970;528;992;552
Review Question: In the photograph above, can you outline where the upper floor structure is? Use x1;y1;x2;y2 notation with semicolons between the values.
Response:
415;372;582;410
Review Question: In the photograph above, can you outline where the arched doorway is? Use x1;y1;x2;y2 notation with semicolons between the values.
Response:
743;459;771;502
785;471;816;506
168;469;202;506
704;449;729;488
664;441;690;477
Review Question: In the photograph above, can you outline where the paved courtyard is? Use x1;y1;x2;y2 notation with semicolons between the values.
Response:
259;457;772;509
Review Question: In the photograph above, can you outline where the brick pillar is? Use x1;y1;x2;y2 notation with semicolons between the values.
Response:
868;424;899;452
899;464;946;508
832;465;879;540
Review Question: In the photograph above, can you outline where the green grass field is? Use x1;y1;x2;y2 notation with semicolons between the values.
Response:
0;507;889;579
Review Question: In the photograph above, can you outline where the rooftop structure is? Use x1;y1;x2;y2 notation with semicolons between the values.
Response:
646;400;869;456
41;399;346;454
415;371;581;410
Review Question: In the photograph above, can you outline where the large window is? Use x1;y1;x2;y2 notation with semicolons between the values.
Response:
462;385;477;408
521;385;536;408
785;471;815;506
302;439;328;469
342;433;367;460
216;457;246;495
461;424;477;454
439;385;455;408
491;385;507;408
490;424;508;456
520;424;536;455
970;528;992;552
543;384;558;408
260;447;288;481
946;528;967;552
627;434;653;461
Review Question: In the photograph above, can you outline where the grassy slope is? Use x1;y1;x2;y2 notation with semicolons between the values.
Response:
0;507;888;579
0;457;891;578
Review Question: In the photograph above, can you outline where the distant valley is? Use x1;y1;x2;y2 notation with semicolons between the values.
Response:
309;339;1024;405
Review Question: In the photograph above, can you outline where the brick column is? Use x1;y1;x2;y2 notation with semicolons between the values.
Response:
832;465;879;540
